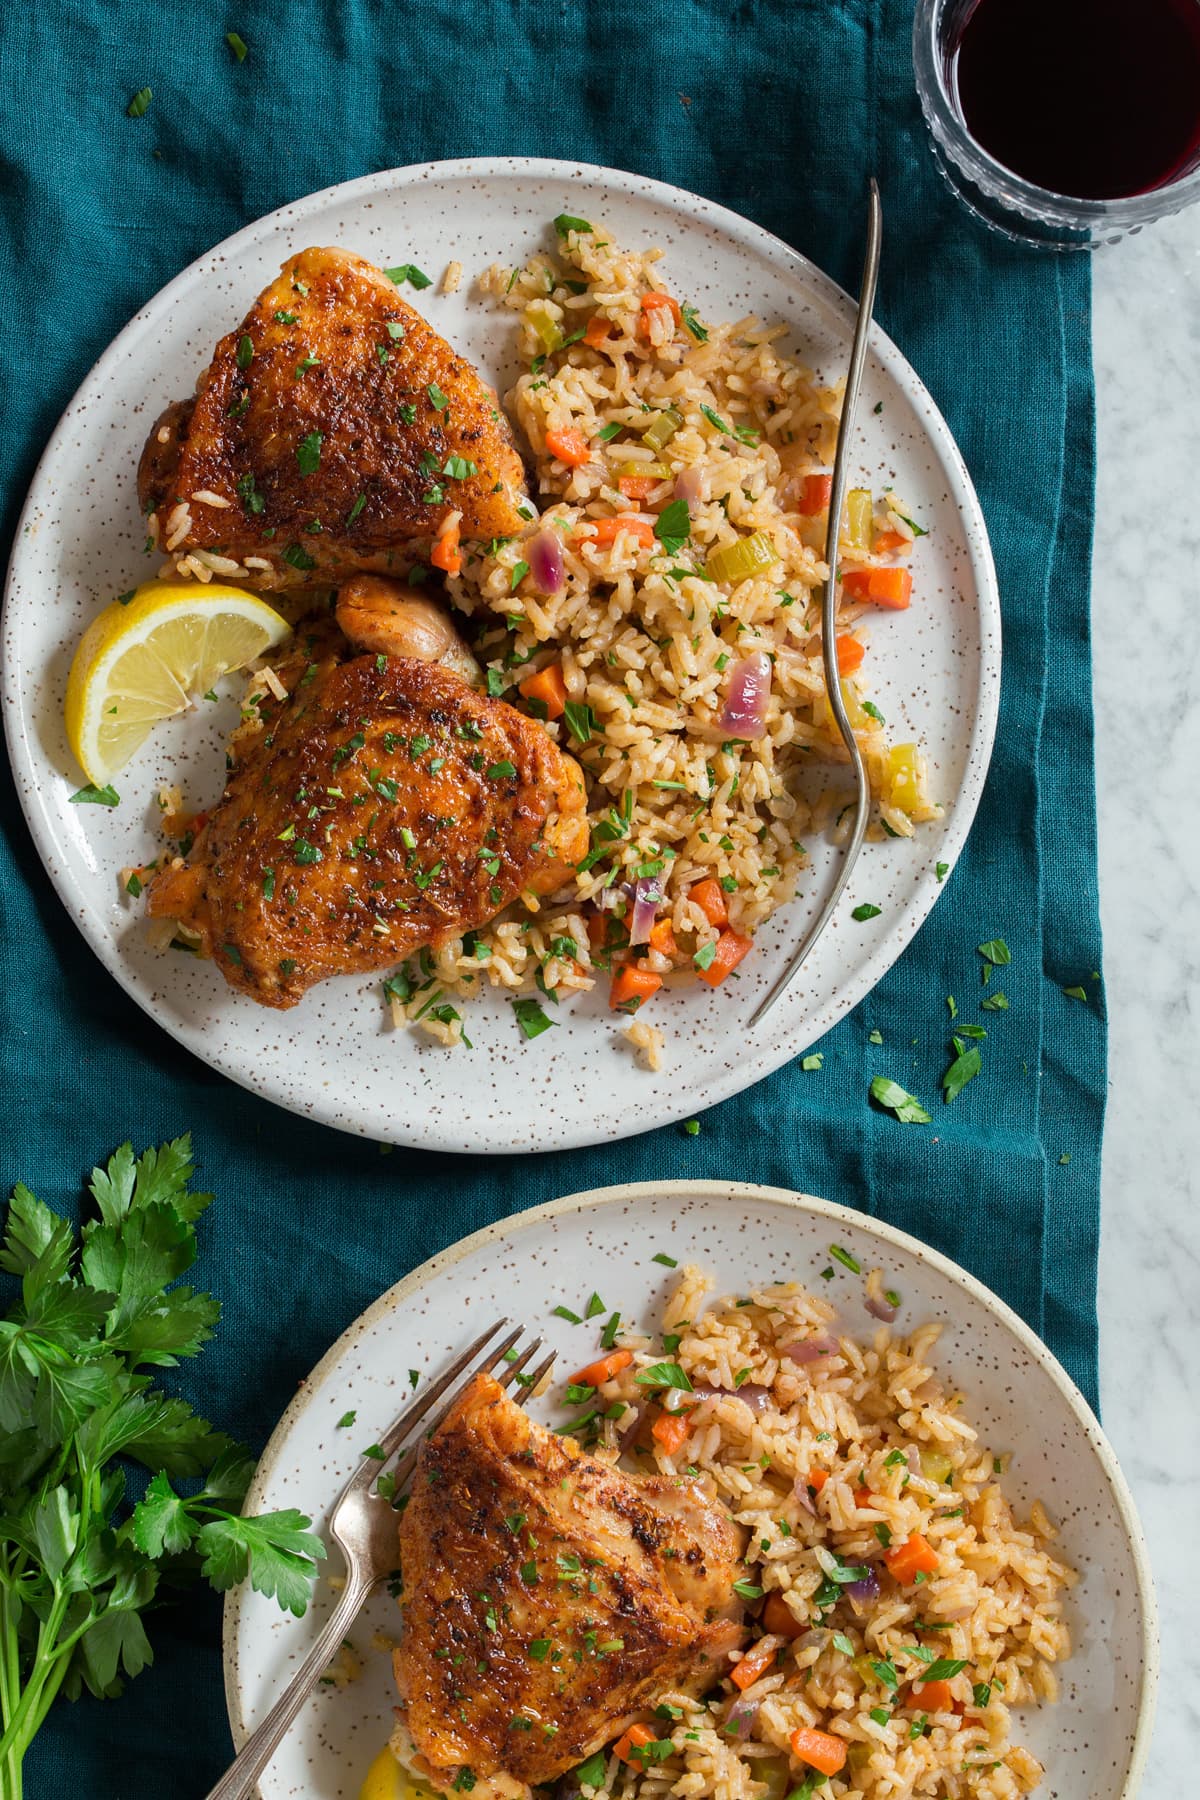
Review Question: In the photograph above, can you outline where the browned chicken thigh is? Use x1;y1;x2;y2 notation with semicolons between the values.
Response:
146;586;587;1007
138;245;527;590
391;1374;744;1800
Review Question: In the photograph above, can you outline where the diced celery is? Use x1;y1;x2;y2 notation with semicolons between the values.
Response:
753;1756;792;1800
845;487;874;550
615;461;673;481
704;531;778;585
641;407;683;453
819;679;869;736
919;1447;955;1485
886;742;924;812
527;308;563;354
853;1654;881;1687
847;1742;873;1773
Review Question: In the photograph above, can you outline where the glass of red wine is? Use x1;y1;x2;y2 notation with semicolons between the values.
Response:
914;0;1200;247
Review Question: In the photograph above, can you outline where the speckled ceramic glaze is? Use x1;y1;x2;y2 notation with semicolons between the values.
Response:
1;159;1001;1152
224;1183;1156;1800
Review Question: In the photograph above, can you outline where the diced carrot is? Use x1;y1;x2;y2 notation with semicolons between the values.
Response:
872;529;909;553
614;1723;656;1765
651;1410;691;1454
730;1640;778;1690
806;1468;829;1493
696;928;753;987
647;918;678;959
578;515;655;548
610;966;662;1013
518;662;568;720
789;1727;848;1777
689;878;729;927
841;567;913;609
618;474;660;501
798;474;833;515
545;427;591;468
911;1679;954;1712
761;1592;804;1639
637;291;682;339
854;1488;876;1508
884;1533;939;1584
430;517;462;577
572;1349;634;1386
835;633;865;674
584;316;614;350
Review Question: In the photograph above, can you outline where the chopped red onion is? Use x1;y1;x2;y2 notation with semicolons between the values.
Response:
627;876;663;947
845;1569;881;1610
796;1627;829;1652
527;528;565;596
865;1294;898;1324
731;1382;771;1414
718;651;771;740
617;1404;643;1447
791;1475;817;1516
723;1695;761;1739
673;465;706;505
782;1334;840;1364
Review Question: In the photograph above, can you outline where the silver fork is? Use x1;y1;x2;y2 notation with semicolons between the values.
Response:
204;1318;557;1800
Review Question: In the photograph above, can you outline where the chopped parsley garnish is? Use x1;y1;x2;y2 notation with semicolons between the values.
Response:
851;902;882;921
651;1252;678;1268
923;1657;968;1681
801;1053;823;1072
731;1579;763;1600
282;542;317;571
653;497;690;556
683;1119;700;1136
296;430;323;474
553;1304;582;1324
693;942;717;972
427;381;449;411
236;334;254;369
293;839;322;865
870;1076;931;1124
942;1043;982;1103
680;303;708;342
553;214;593;237
336;1410;356;1428
486;760;517;780
528;1638;551;1661
871;1658;899;1690
861;699;886;724
868;1027;884;1044
936;861;949;881
1063;984;1088;1001
295;350;320;375
510;560;530;591
981;991;1009;1011
575;1751;608;1790
443;454;477;480
385;263;433;289
226;30;248;61
596;420;623;441
126;87;152;117
978;938;1011;966
634;1361;693;1392
563;701;600;745
829;1244;860;1273
69;783;120;807
511;997;556;1040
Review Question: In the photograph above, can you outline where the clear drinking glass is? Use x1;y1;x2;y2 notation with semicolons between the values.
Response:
913;0;1200;249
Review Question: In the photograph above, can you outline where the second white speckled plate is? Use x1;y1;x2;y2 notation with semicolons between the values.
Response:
2;158;1000;1151
223;1182;1156;1800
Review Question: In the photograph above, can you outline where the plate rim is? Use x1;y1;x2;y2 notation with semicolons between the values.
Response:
2;155;1003;1152
223;1177;1158;1799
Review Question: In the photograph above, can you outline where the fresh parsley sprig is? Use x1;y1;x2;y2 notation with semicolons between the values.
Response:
0;1139;325;1793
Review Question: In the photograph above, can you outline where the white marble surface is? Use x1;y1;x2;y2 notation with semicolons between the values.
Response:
1093;209;1200;1781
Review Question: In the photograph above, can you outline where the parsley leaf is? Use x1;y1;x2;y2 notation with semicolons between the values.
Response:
385;263;432;289
870;1076;932;1124
653;498;690;556
511;998;557;1041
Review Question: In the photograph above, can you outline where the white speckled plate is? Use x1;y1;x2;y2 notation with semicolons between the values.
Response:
1;159;1001;1151
224;1182;1156;1800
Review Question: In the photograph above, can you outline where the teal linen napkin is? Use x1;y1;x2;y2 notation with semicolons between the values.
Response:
0;1;1104;1792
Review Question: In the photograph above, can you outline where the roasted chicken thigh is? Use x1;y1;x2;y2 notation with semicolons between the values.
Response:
391;1374;744;1799
146;587;587;1007
138;245;527;590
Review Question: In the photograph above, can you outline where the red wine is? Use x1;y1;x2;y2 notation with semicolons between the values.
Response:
951;0;1200;200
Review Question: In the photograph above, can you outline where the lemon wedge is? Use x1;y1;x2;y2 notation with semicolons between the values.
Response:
358;1747;433;1800
65;581;291;785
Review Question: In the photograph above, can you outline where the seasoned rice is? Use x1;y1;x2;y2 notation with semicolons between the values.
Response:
396;223;938;1044
552;1267;1073;1800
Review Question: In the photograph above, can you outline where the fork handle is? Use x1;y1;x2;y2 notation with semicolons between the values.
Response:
202;1577;370;1800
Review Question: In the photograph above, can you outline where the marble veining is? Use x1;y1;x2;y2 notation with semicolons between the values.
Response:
1093;205;1200;1782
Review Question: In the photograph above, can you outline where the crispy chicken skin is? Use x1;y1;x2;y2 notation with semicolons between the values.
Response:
137;246;527;588
146;598;587;1007
392;1374;744;1798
